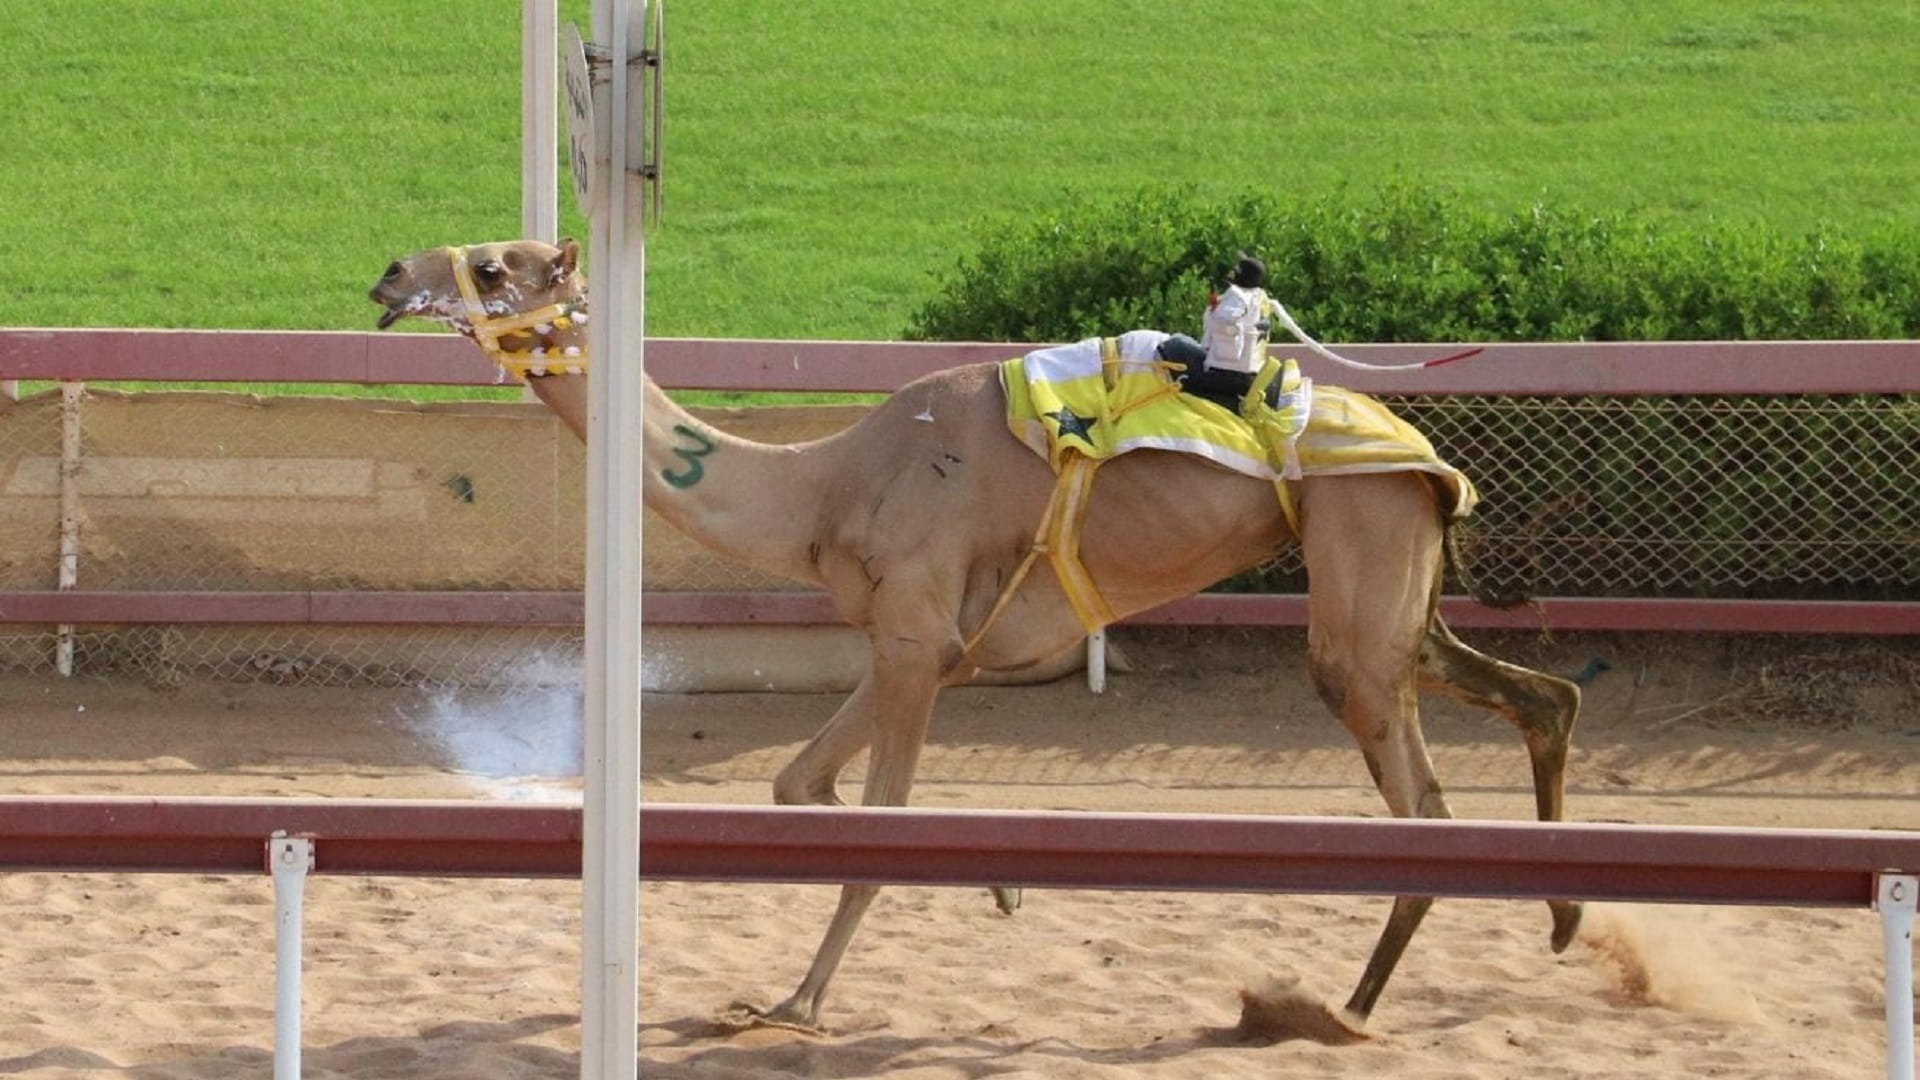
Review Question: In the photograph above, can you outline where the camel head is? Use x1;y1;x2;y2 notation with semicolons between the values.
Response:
368;238;589;375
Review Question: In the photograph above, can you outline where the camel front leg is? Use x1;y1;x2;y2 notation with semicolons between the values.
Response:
772;673;883;807
754;882;887;1031
748;641;943;1030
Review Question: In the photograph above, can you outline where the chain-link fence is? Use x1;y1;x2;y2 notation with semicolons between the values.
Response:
0;388;593;688
1;383;1914;688
1363;392;1913;600
0;387;846;689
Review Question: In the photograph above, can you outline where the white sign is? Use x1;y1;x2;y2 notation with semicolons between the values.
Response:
563;23;603;220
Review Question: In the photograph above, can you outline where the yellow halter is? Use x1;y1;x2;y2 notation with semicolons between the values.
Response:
445;245;590;377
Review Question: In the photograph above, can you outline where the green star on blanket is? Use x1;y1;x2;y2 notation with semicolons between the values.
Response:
1045;407;1098;443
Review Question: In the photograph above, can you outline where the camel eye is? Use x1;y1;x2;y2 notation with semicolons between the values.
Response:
474;260;506;287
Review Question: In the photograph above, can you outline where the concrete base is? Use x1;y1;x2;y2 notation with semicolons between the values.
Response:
641;625;1126;693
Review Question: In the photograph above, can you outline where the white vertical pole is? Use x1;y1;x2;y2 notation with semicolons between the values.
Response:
580;0;644;1075
1878;873;1917;1080
521;0;559;243
269;834;315;1080
55;381;82;677
520;0;561;407
1085;630;1107;694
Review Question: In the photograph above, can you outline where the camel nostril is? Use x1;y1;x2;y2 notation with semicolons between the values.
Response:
382;261;403;282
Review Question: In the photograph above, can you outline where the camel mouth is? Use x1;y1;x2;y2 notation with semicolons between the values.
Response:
369;284;409;330
370;287;437;331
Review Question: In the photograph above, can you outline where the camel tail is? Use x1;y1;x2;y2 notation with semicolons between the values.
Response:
1442;517;1532;611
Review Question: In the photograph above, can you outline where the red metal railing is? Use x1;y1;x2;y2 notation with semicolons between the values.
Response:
0;588;1912;633
3;328;1916;636
6;329;1917;395
0;796;1915;910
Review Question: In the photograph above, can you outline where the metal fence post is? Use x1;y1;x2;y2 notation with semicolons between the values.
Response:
55;381;83;677
1877;873;1917;1080
270;834;316;1080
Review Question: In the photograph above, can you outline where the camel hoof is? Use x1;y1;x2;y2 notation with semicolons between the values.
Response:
721;999;825;1035
991;886;1022;914
1549;900;1583;953
1228;974;1372;1046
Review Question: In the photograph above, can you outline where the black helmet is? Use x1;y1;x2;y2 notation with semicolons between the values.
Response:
1227;255;1266;289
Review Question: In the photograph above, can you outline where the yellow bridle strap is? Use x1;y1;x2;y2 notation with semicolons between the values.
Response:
445;246;589;376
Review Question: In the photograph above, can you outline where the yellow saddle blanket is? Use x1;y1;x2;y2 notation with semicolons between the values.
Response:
978;337;1477;641
1000;337;1477;519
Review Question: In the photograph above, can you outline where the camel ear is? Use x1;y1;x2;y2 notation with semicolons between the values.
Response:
554;238;580;281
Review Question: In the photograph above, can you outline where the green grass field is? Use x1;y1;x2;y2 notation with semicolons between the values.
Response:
5;0;1916;353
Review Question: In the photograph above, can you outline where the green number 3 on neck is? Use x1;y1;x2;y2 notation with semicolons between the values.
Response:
662;424;716;488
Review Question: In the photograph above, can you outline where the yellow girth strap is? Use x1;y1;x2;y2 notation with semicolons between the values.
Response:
1045;453;1115;632
963;451;1115;657
1271;477;1301;539
445;246;588;377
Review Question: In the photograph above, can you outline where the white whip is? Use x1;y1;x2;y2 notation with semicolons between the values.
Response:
1268;297;1483;371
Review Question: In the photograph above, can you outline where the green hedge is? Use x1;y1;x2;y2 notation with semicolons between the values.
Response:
906;184;1920;343
905;186;1920;602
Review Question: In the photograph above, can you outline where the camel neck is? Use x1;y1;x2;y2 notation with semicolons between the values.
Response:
527;373;830;586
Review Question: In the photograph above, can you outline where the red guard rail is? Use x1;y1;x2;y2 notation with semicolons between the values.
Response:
0;590;1912;634
5;330;1919;395
2;329;1917;635
0;797;1916;910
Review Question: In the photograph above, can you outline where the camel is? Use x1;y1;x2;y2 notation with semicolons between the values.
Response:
369;238;1583;1033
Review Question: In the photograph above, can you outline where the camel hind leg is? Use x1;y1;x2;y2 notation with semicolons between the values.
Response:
1309;655;1453;1024
1304;636;1464;1025
1417;615;1584;951
1299;472;1461;1025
